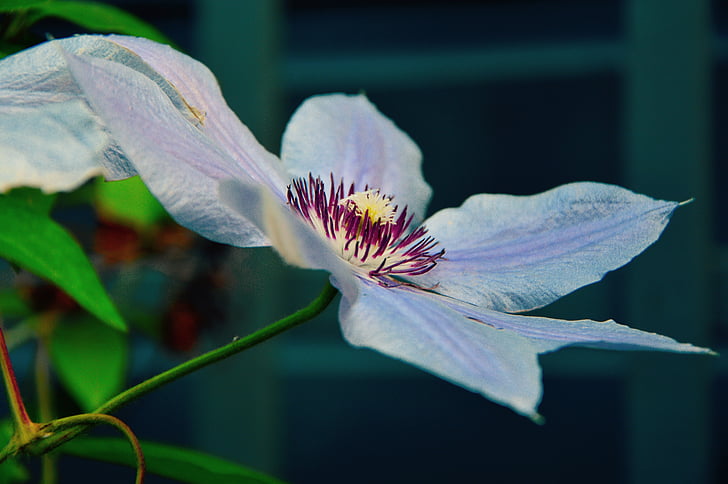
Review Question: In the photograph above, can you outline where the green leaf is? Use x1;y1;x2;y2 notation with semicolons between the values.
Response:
0;289;31;318
0;453;28;483
5;187;56;214
0;196;126;331
49;314;127;412
0;420;29;483
0;457;29;483
61;437;287;484
26;1;174;45
95;177;167;231
0;0;49;12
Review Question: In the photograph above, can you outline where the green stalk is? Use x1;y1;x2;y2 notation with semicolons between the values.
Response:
0;325;36;438
42;413;145;484
29;281;339;455
36;327;56;484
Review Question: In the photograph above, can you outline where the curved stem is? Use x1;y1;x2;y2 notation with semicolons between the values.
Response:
30;281;339;455
99;281;337;414
43;414;145;484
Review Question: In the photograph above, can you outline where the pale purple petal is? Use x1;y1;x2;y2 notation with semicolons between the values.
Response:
415;182;679;312
281;94;432;220
339;282;544;418
441;295;713;355
0;101;106;192
0;36;133;191
107;35;286;192
62;47;268;247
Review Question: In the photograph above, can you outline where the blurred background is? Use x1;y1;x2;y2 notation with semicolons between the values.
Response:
4;0;727;482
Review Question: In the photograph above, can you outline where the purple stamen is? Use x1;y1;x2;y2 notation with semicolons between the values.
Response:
286;174;445;284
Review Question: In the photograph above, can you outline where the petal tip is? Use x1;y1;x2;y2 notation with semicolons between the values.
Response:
530;412;546;425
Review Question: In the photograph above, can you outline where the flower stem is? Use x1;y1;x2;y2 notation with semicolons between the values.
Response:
0;325;35;438
42;413;145;484
101;280;337;413
36;326;56;484
29;281;339;455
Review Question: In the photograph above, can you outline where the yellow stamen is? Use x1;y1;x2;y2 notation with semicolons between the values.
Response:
340;189;396;225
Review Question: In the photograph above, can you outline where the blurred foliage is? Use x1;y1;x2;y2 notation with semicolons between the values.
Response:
0;421;28;483
49;313;127;411
95;176;169;232
0;0;174;52
63;437;288;484
0;190;126;331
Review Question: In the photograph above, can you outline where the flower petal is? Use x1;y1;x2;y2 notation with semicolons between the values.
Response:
106;35;286;192
61;42;271;247
218;178;360;299
339;282;544;418
416;182;680;312
442;296;713;355
281;94;432;220
0;36;128;192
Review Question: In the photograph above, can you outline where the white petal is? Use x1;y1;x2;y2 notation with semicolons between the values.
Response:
62;46;268;246
339;282;544;418
281;94;431;220
442;296;713;355
1;35;287;247
0;36;129;192
416;182;679;312
0;101;106;192
107;35;286;192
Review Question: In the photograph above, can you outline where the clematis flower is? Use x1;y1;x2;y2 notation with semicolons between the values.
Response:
0;35;712;418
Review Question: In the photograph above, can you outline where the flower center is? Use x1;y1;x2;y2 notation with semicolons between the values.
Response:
339;189;397;225
287;174;445;285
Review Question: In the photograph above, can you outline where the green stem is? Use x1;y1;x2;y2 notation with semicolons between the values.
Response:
41;455;55;484
35;332;54;424
31;281;339;455
36;331;56;484
0;325;34;433
101;281;337;413
42;414;145;484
